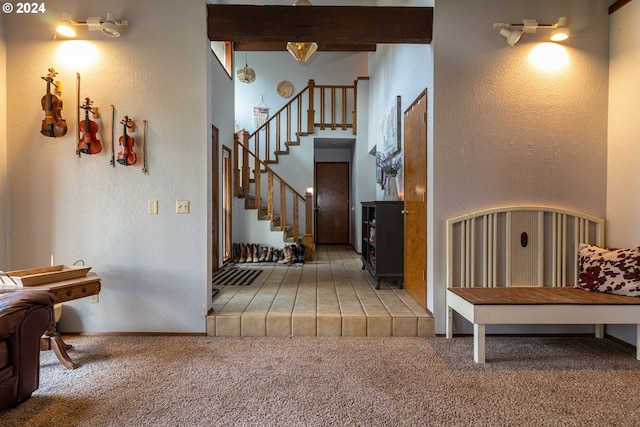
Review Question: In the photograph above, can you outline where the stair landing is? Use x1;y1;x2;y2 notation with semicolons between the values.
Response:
207;245;434;337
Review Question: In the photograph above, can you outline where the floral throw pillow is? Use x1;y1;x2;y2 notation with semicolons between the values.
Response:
576;243;640;297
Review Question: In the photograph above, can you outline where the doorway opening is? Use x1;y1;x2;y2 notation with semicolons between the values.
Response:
314;138;355;246
315;162;350;245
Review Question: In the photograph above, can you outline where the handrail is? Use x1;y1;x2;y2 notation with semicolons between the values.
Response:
243;142;305;202
245;79;356;166
235;133;306;242
249;86;310;139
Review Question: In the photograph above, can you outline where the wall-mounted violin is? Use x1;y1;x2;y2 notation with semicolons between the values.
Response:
78;98;102;155
40;68;67;138
117;116;137;166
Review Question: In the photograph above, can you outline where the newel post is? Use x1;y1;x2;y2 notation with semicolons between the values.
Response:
233;133;240;196
304;189;314;261
352;79;358;135
307;79;315;134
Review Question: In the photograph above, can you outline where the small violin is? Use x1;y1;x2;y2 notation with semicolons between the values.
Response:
40;68;67;137
117;116;136;166
78;98;102;155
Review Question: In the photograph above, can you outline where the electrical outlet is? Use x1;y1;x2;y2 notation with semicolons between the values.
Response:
148;200;158;215
176;200;190;214
90;295;99;303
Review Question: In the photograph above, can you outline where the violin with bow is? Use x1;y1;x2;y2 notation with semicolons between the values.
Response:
40;68;67;137
117;116;137;166
78;98;102;155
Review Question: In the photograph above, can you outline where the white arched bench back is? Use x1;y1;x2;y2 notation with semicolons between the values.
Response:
446;206;605;288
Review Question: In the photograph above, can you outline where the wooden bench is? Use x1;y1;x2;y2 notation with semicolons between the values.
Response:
446;286;640;363
445;205;640;363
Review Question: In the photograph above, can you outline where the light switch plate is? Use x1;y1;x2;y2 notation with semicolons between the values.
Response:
148;200;158;215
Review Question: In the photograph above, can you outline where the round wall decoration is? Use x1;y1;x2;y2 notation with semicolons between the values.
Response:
277;80;294;98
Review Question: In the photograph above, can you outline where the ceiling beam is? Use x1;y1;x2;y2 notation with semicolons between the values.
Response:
208;5;432;49
234;41;377;52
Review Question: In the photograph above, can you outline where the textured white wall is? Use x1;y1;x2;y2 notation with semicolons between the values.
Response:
367;0;434;308
607;1;640;247
209;41;237;312
353;79;372;252
4;0;212;332
433;0;610;333
606;1;640;345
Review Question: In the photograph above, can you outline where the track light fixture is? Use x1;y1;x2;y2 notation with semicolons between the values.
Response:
56;12;130;38
493;17;570;46
550;17;570;42
498;28;523;47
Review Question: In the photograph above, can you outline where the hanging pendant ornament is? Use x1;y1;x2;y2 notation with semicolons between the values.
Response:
236;53;255;83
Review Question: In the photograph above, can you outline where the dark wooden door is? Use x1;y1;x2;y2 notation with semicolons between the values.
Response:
315;162;350;244
403;90;428;307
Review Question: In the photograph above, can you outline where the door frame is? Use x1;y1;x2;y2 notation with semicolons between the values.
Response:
211;125;220;273
402;89;428;307
222;145;232;264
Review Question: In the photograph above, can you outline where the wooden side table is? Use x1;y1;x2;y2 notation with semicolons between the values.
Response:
14;273;101;369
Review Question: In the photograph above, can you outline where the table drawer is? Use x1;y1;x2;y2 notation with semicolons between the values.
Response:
51;281;100;303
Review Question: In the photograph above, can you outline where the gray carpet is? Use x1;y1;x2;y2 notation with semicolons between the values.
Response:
2;335;640;426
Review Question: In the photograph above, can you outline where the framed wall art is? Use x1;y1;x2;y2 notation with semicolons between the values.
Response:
380;95;401;156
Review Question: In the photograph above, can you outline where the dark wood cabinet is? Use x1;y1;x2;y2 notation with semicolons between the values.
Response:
361;201;404;289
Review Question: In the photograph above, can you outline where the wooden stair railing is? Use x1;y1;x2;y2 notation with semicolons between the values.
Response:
245;79;358;170
234;133;309;244
232;78;366;253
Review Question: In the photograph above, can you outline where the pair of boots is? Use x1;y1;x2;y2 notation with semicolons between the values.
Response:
277;246;293;264
266;248;282;263
233;243;279;263
289;240;306;264
235;243;260;263
232;242;305;265
277;241;306;265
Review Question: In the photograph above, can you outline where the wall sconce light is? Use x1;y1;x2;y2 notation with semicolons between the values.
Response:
56;12;130;38
493;17;570;46
287;0;318;62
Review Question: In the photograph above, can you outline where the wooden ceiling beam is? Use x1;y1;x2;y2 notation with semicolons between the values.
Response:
234;41;377;52
208;5;432;47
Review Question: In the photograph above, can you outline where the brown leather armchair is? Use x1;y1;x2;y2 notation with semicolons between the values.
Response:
0;290;54;411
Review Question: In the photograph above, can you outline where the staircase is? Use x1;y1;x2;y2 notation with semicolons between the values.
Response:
234;78;365;256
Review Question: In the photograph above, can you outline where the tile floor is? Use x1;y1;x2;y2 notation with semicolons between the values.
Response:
206;245;434;337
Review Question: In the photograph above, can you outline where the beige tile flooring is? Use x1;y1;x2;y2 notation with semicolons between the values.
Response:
206;245;434;337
